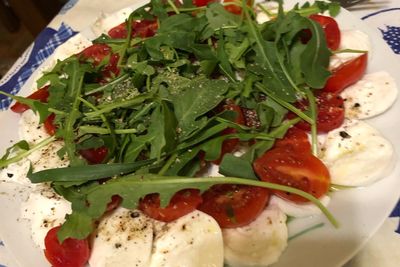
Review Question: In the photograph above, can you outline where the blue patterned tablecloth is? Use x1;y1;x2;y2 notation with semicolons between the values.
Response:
0;0;399;266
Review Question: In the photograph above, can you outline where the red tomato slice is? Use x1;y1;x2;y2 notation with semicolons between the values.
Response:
10;85;50;113
223;0;252;15
274;127;311;153
106;195;123;212
138;189;203;222
79;146;108;164
44;113;57;136
108;19;158;39
253;147;330;203
324;53;368;94
291;91;345;133
79;43;112;66
193;0;216;6
78;44;120;83
44;226;90;267
309;14;341;51
213;101;245;164
198;184;270;228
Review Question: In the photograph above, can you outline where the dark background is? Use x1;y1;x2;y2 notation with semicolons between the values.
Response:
0;0;67;78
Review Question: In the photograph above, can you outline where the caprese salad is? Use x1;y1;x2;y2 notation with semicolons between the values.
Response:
0;0;397;266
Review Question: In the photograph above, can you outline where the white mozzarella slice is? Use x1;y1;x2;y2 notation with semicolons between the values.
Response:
0;158;31;185
320;119;394;186
91;7;134;36
149;210;224;267
18;111;69;171
20;185;71;249
270;195;330;218
223;204;288;267
89;208;153;267
341;71;398;119
256;2;278;24
27;140;69;172
329;30;370;70
18;110;50;144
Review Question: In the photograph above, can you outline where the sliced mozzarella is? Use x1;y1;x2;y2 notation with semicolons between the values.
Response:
91;6;134;36
223;204;288;267
270;195;331;218
320;119;394;186
18;110;49;144
149;210;224;267
0;158;31;185
18;111;69;171
341;71;398;119
89;208;153;267
256;2;278;24
20;185;71;249
329;30;370;70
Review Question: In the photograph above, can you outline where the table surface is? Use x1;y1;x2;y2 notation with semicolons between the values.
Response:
0;0;399;266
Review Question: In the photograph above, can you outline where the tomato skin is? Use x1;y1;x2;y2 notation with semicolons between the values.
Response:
108;19;158;39
79;146;108;165
292;91;345;133
79;43;111;66
253;147;330;203
198;184;270;228
213;102;245;164
224;0;252;15
138;189;203;222
324;53;368;94
44;113;57;136
10;85;50;113
274;127;311;153
106;195;123;212
44;226;90;267
309;14;341;51
193;0;216;6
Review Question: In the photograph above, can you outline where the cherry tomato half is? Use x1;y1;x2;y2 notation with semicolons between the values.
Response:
223;0;252;15
193;0;216;6
253;147;330;203
108;19;158;39
44;113;57;136
323;53;368;94
291;91;345;133
79;146;108;164
106;195;123;212
198;184;270;228
274;127;311;153
213;101;245;164
78;43;112;66
44;226;90;267
138;189;203;222
309;14;341;51
10;85;50;113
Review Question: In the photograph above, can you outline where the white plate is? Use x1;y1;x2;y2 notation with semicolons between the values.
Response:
0;1;399;266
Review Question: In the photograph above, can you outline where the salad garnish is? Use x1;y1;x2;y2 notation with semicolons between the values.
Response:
0;0;347;257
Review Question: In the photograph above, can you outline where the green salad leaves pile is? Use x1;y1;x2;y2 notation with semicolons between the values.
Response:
1;0;341;241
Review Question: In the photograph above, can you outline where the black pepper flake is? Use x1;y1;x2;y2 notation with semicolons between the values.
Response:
7;173;13;178
130;211;140;218
353;103;361;108
115;243;122;249
339;131;351;139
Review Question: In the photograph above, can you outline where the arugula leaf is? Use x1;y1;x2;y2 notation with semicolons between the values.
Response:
27;159;156;183
172;77;229;139
300;17;331;88
219;154;258;180
57;174;338;241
